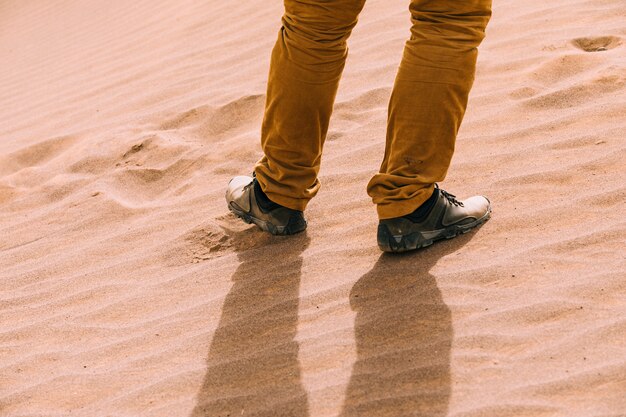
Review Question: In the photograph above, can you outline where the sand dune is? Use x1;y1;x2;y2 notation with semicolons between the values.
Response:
1;0;625;416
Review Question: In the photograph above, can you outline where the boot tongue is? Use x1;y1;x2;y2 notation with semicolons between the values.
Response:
403;187;439;223
254;179;283;213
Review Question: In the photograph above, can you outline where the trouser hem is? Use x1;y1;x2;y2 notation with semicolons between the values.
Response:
376;186;435;220
254;169;310;212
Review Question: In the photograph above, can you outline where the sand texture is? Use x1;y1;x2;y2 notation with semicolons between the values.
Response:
1;0;625;416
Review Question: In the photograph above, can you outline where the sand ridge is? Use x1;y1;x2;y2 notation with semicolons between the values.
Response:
1;0;625;416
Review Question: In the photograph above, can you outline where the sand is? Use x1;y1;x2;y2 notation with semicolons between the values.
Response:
1;0;625;416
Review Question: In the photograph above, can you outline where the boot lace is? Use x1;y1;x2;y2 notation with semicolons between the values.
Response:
436;184;464;207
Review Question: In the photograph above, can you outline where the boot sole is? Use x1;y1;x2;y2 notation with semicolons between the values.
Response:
378;208;492;253
228;203;306;236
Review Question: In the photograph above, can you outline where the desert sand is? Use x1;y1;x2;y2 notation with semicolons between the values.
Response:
1;1;625;416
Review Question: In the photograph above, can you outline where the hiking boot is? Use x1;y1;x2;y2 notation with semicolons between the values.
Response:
377;186;491;253
225;175;307;235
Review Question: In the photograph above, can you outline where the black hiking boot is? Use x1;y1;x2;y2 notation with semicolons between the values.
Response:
225;176;307;236
377;186;491;252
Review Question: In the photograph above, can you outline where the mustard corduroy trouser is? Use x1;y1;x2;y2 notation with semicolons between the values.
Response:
254;0;492;219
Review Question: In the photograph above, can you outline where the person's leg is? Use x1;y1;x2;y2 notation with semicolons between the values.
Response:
254;0;366;211
367;0;492;219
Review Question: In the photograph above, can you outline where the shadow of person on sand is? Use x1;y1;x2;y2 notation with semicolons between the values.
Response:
340;232;477;417
190;231;310;417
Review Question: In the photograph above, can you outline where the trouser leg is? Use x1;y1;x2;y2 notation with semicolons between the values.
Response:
367;0;492;219
255;0;366;211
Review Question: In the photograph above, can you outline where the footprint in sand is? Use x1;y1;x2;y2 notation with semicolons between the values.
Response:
572;36;621;52
185;226;233;262
168;216;276;265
